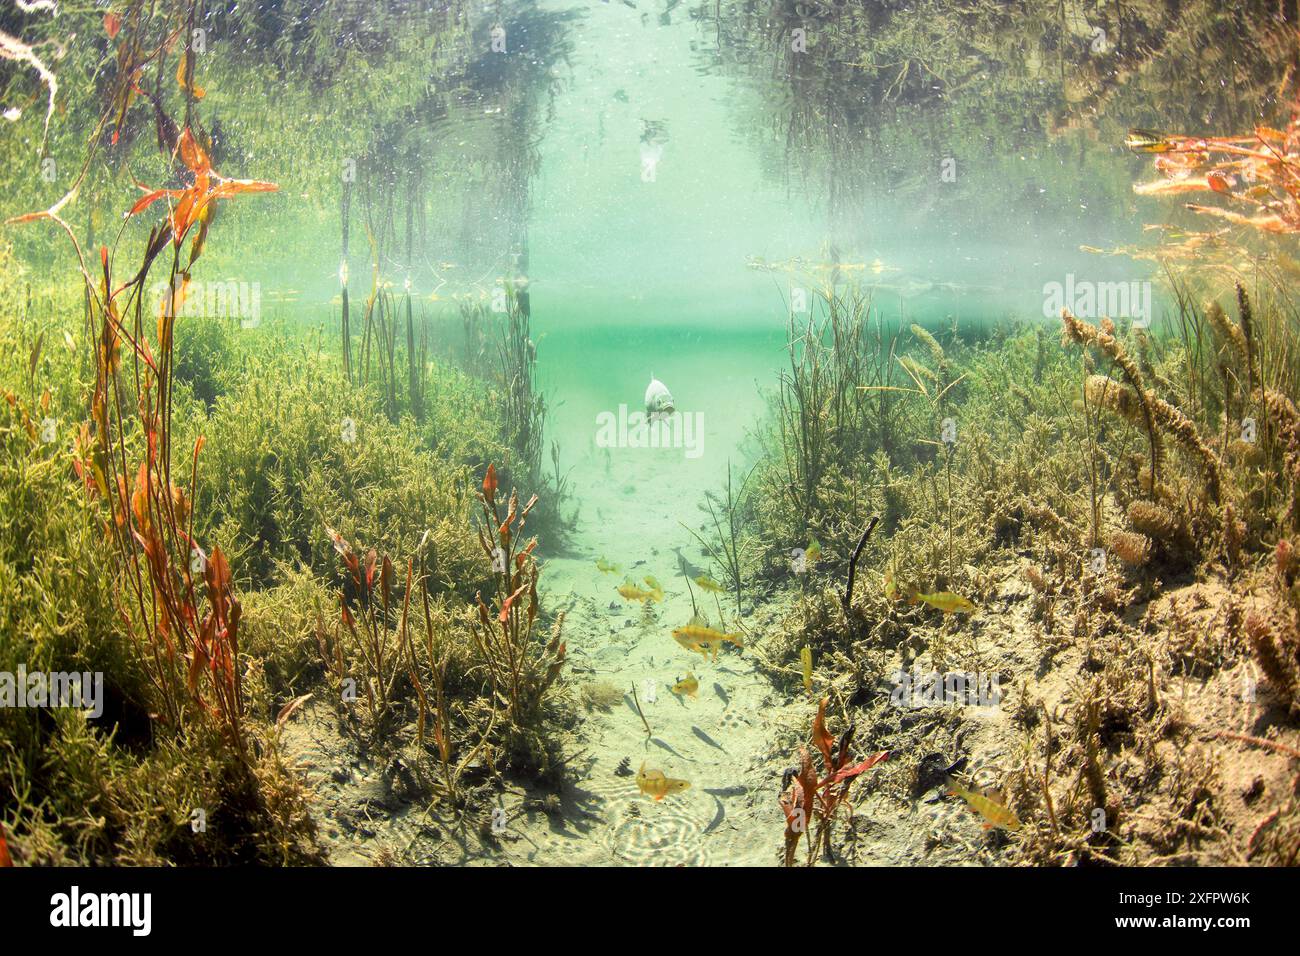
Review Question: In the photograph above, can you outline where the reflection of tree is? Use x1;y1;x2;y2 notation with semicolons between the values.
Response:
690;0;1298;237
0;1;575;288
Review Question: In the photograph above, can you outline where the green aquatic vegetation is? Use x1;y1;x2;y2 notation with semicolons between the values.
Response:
172;316;234;409
0;265;316;869
496;283;546;492
186;350;489;592
681;460;754;617
770;282;890;533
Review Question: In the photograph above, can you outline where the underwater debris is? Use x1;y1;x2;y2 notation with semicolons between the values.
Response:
580;679;623;712
0;23;57;154
841;516;879;613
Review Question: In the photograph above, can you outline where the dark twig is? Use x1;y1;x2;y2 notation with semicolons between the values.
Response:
842;515;880;614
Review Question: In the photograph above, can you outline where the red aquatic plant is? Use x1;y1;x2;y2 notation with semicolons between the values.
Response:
470;464;565;734
780;698;889;866
6;30;276;753
1128;88;1300;235
129;127;277;265
322;526;405;732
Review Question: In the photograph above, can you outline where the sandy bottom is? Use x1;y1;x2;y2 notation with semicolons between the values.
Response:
276;330;1300;867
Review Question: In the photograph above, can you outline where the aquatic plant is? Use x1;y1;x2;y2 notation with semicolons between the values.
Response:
497;283;545;491
406;559;499;806
320;528;403;734
682;460;754;616
188;347;488;589
779;698;888;867
1127;98;1300;235
771;282;886;530
1243;540;1300;716
470;464;566;759
41;120;275;754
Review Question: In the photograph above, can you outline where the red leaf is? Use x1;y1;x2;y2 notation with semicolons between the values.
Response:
0;822;12;866
129;188;179;217
499;583;527;623
811;698;835;768
483;463;498;502
104;12;121;39
176;127;211;176
1207;171;1234;194
825;750;889;785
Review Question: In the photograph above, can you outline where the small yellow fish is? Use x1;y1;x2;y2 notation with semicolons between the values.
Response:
799;646;813;694
912;591;976;614
618;580;658;603
884;569;900;601
596;556;620;574
636;762;691;801
672;624;744;661
670;673;698;699
804;539;822;565
948;780;1021;831
694;574;725;594
643;575;664;601
1125;128;1174;153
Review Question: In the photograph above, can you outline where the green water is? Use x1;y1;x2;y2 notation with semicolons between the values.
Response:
4;0;1293;872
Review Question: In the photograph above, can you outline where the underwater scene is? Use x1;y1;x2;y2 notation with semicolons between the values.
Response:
2;0;1300;880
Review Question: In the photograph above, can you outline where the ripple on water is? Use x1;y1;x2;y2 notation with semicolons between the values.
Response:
590;778;712;866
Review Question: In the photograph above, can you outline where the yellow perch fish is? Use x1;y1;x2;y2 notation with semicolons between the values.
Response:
912;591;976;614
618;579;659;602
1125;128;1175;153
949;780;1021;831
694;574;726;594
643;575;664;601
670;673;699;699
637;762;691;801
672;624;744;661
596;556;620;574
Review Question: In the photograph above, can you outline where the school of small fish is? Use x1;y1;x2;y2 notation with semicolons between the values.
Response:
600;551;1011;843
